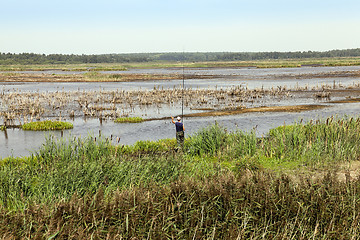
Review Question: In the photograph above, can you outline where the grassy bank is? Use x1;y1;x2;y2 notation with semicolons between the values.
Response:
1;57;360;71
1;116;360;238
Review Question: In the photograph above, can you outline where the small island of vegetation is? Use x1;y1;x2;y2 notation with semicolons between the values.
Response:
114;117;144;123
21;120;73;131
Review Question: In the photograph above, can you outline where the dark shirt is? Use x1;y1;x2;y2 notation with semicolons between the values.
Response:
175;122;183;132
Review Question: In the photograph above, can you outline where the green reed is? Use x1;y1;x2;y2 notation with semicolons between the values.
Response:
2;116;360;238
0;135;182;210
114;117;144;123
22;120;73;131
261;116;360;167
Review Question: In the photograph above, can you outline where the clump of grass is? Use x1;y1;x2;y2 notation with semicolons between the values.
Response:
83;71;125;81
22;120;73;131
114;117;144;123
0;135;182;210
261;116;360;167
185;122;228;156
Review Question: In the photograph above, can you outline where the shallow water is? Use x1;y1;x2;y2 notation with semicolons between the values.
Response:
1;76;359;93
1;102;360;158
2;65;360;92
1;66;360;158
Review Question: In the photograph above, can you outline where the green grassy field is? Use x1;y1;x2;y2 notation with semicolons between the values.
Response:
1;57;360;71
1;117;360;238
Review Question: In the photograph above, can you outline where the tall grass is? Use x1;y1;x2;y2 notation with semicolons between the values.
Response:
2;116;360;238
0;135;182;210
262;117;360;167
83;71;124;81
2;171;360;239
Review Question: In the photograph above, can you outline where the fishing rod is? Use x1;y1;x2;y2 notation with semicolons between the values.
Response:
181;50;185;121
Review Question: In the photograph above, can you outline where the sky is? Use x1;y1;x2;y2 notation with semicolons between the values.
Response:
1;0;360;54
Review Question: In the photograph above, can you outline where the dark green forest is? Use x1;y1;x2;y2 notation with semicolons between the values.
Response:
1;48;360;65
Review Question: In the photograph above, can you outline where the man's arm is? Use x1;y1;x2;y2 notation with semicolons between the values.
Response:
171;116;175;124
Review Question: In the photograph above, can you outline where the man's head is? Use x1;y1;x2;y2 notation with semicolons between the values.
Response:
177;116;181;121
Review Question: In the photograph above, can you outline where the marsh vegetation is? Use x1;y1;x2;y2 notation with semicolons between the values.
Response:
0;85;293;126
1;60;360;237
114;117;144;123
1;79;360;128
21;120;73;131
1;118;360;238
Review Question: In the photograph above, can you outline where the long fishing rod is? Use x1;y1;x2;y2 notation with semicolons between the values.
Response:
181;50;185;121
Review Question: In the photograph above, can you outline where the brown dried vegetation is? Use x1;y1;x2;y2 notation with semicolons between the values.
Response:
1;172;360;239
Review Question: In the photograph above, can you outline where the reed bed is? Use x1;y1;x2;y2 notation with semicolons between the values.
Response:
0;85;292;124
1;116;360;238
2;79;359;127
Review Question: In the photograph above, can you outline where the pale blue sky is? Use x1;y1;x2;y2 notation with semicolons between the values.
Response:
1;0;359;54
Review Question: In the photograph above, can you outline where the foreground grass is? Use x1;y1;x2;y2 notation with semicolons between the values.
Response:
22;120;73;131
1;116;360;238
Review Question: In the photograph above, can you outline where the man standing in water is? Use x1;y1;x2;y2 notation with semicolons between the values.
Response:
171;116;185;150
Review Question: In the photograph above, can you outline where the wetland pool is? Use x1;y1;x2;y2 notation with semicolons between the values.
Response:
1;65;360;158
1;102;360;158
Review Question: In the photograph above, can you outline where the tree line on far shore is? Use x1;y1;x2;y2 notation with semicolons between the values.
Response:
1;48;360;65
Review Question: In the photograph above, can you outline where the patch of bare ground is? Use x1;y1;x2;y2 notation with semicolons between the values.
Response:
337;161;360;182
285;161;360;184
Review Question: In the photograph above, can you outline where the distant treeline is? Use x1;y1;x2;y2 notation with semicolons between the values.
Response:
1;48;360;65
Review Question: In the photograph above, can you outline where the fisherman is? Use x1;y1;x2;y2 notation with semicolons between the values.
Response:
171;116;185;149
